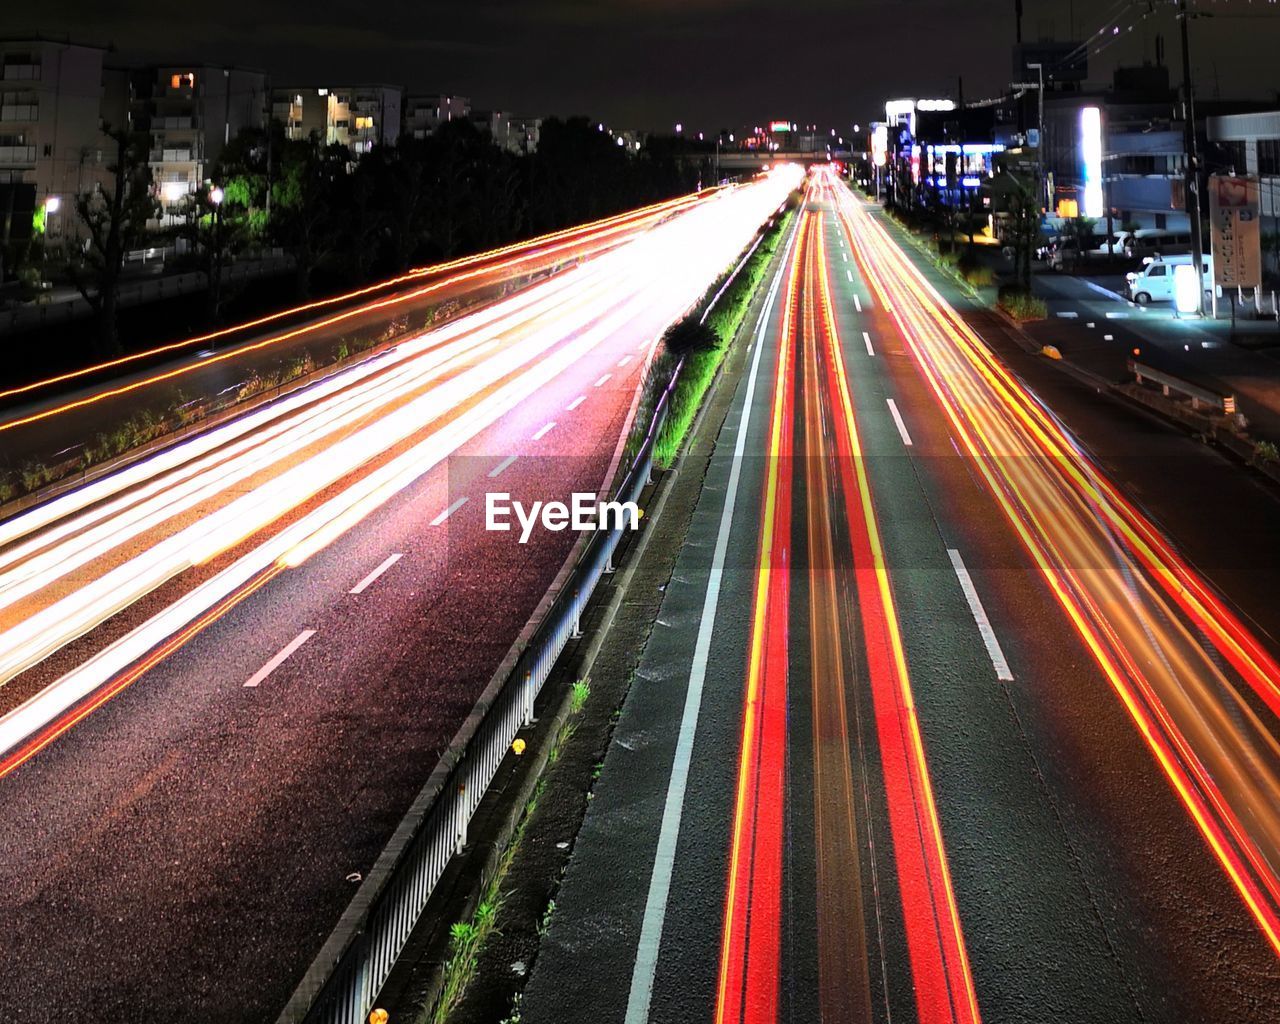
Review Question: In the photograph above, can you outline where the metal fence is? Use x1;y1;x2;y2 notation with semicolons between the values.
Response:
277;359;683;1024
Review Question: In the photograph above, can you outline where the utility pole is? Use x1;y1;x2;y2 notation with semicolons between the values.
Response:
1026;62;1046;212
1178;0;1208;316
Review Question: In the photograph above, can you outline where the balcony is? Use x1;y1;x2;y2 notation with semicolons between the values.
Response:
0;145;36;164
0;104;38;122
2;64;41;81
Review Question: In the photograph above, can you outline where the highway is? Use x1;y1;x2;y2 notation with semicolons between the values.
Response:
0;190;721;478
525;169;1280;1023
0;169;801;1022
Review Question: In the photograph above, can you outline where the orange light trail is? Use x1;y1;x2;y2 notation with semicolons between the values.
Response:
813;206;981;1024
715;206;804;1024
0;190;713;411
832;180;1280;959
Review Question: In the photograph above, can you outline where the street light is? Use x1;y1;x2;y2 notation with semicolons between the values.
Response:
209;186;225;206
44;195;61;214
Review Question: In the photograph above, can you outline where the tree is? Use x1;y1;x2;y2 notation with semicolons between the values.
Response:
173;183;247;324
269;137;348;297
70;126;158;355
1064;215;1097;264
995;171;1043;291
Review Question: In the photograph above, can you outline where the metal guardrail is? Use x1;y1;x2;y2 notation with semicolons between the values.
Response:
277;193;787;1024
277;360;683;1024
1128;359;1236;415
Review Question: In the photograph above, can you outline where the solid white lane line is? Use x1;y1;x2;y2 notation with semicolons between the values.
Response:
625;213;796;1024
947;549;1014;681
594;373;612;387
617;355;632;368
430;496;468;526
244;629;316;688
349;553;403;595
863;331;875;356
846;269;854;283
488;455;518;478
853;293;862;312
886;398;913;446
567;395;586;411
532;421;557;441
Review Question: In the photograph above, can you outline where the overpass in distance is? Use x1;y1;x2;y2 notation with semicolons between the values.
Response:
719;149;851;170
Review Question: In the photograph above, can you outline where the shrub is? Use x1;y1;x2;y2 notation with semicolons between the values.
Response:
997;285;1048;322
661;318;719;357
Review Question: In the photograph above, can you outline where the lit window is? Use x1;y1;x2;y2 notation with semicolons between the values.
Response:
170;72;195;90
355;115;374;130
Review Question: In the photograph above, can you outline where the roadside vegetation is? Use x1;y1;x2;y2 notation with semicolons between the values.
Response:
637;194;799;469
0;294;483;508
996;284;1049;322
428;680;591;1024
6;118;712;359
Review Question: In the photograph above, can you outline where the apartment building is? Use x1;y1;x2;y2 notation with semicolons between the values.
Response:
404;93;470;140
0;38;115;246
130;64;268;225
273;85;401;154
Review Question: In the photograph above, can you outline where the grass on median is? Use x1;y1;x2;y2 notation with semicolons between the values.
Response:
428;678;592;1024
650;199;798;468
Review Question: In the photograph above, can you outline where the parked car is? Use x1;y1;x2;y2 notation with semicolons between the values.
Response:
1047;234;1105;269
1126;253;1213;304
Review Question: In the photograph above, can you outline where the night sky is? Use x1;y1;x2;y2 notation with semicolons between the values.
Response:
6;1;1278;132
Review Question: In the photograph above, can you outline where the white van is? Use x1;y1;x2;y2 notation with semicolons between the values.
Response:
1126;254;1213;304
1129;228;1193;259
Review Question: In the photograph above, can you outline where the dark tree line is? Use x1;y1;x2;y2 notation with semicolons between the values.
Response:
69;116;704;355
204;116;701;299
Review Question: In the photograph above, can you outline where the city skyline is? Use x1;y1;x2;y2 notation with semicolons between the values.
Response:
6;0;1278;131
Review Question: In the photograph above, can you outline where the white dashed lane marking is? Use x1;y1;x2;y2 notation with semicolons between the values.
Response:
244;630;316;688
349;553;403;595
430;496;468;526
488;455;517;478
886;398;913;446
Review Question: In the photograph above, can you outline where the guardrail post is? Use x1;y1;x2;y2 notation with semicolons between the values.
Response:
570;589;583;639
522;669;535;725
455;778;468;854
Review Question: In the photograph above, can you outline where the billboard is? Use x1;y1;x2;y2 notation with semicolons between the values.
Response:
1209;175;1262;289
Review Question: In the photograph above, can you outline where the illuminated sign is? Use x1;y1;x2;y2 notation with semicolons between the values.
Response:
917;99;956;112
1080;106;1104;219
769;120;792;133
1173;263;1202;314
871;124;888;167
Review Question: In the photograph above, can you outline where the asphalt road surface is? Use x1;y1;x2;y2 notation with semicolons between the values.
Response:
0;170;801;1022
525;170;1280;1023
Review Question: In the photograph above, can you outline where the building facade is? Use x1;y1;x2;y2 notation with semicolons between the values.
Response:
0;39;116;246
404;93;470;140
132;64;268;225
273;85;402;154
1207;110;1280;274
